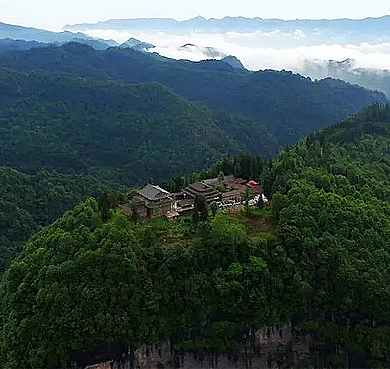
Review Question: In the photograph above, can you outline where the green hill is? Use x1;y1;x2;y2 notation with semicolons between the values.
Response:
3;104;390;367
0;42;386;145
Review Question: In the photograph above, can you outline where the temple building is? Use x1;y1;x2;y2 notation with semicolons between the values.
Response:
183;181;221;203
247;180;260;194
134;184;174;218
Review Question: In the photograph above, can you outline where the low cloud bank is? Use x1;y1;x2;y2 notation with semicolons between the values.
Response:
84;28;390;74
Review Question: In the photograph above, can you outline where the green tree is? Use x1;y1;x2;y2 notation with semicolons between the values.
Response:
218;171;225;183
257;194;264;209
193;195;208;222
243;188;251;216
98;190;111;221
210;201;218;217
130;202;139;225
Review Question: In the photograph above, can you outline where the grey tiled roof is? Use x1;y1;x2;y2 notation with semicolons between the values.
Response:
138;184;171;201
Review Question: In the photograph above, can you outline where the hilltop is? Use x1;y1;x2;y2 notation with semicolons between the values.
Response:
3;104;390;368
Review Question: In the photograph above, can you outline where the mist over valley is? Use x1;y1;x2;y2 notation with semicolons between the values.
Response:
63;16;390;96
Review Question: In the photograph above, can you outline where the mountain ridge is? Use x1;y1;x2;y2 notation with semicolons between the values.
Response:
0;42;386;145
0;66;278;185
64;14;390;33
0;21;117;49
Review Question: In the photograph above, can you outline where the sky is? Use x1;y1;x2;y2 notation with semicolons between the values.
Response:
1;0;390;30
2;0;390;78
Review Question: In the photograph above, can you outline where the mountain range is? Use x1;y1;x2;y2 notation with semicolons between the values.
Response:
300;58;390;99
2;18;390;368
0;22;116;49
0;42;385;147
3;18;390;98
65;15;390;33
65;15;390;44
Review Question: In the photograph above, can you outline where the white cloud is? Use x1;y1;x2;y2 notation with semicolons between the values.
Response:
293;29;306;39
82;28;390;72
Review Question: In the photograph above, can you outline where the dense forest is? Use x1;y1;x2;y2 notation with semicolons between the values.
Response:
0;42;386;144
2;104;390;368
0;67;278;186
262;103;390;367
0;39;46;53
0;167;106;273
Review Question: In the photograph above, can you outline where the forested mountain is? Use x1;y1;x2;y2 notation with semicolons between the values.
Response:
0;42;386;144
0;38;47;53
0;67;278;186
2;104;390;368
0;191;290;369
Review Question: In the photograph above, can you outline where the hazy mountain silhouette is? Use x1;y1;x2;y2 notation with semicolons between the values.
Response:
0;22;117;49
65;15;390;44
301;58;390;99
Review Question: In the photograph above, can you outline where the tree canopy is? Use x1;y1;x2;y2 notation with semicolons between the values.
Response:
0;67;278;187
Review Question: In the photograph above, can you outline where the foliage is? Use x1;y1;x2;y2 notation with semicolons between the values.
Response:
0;67;279;188
192;195;208;222
0;167;106;272
0;198;291;368
262;103;390;365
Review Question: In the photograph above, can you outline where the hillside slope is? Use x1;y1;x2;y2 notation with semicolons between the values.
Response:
262;103;390;366
0;67;277;185
0;166;105;272
0;42;386;144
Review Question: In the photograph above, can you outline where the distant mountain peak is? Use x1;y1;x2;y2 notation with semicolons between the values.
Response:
178;43;225;58
188;15;207;21
221;55;245;70
180;43;197;48
120;37;155;52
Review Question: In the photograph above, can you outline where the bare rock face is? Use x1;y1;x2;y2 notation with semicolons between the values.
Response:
133;323;314;369
74;324;315;369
